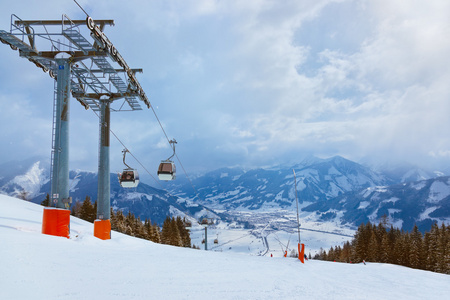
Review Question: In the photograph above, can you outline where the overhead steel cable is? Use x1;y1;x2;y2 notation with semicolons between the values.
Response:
148;104;205;205
90;107;214;219
89;109;176;200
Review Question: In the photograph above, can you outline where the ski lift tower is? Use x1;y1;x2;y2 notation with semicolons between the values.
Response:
0;14;150;239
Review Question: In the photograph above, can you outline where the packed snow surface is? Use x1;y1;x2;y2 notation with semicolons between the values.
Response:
1;195;449;300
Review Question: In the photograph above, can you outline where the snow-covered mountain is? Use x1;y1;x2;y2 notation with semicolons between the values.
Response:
303;176;450;232
0;159;208;225
0;156;50;199
168;156;391;210
1;156;449;232
361;158;445;183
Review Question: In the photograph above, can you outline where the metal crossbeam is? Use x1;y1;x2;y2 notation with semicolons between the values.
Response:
2;14;147;112
61;27;143;111
15;19;114;26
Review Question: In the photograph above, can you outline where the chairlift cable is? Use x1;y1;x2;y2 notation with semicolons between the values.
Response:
90;108;211;221
89;97;209;219
89;109;168;194
149;103;206;205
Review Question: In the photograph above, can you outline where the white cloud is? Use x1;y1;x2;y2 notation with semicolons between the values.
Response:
1;0;450;173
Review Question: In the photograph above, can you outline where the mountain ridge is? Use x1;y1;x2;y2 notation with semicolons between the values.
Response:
1;156;449;231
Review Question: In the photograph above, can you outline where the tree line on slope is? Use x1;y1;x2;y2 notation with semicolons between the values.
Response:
314;220;450;274
42;195;192;248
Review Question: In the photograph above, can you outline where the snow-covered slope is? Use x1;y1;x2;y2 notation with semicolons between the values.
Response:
1;195;449;300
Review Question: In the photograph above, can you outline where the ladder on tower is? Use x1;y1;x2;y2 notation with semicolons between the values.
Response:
49;79;59;203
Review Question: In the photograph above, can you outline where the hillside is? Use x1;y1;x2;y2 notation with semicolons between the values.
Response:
1;195;449;300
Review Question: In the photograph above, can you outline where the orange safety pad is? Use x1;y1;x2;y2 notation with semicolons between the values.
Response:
298;243;305;263
94;219;111;240
42;207;70;238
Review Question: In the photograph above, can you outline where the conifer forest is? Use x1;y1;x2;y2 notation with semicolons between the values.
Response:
315;220;450;275
60;195;192;248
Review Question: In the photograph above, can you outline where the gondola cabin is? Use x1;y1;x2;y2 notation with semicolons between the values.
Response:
157;161;176;181
119;169;139;188
185;221;192;229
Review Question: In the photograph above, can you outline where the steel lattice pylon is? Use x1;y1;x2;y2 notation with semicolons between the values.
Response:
0;13;149;239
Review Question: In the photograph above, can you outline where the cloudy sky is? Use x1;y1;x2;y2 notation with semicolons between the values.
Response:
1;0;450;177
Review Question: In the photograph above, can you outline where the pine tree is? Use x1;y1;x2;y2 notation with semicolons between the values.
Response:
114;210;127;233
400;232;411;267
124;212;136;236
143;219;152;240
423;231;432;271
71;200;82;217
435;223;448;273
110;208;117;230
328;246;335;261
409;224;423;269
387;226;399;264
41;194;50;207
151;222;161;244
367;231;379;262
161;216;173;245
79;196;95;222
132;216;143;238
380;233;390;263
169;217;182;246
176;217;191;248
353;222;372;262
427;223;439;272
340;242;351;263
445;239;450;274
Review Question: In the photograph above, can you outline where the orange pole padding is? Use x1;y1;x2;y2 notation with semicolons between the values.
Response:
298;243;305;263
42;207;70;238
94;219;111;240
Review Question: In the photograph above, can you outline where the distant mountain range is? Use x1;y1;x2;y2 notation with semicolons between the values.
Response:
0;157;210;225
166;156;450;232
0;156;449;232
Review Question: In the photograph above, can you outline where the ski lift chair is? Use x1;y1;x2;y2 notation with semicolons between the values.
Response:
158;139;177;181
157;161;176;181
119;149;140;188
